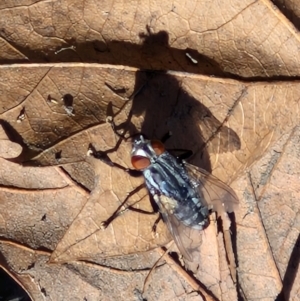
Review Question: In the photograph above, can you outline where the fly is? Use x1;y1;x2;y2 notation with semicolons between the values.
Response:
130;135;239;260
90;122;239;261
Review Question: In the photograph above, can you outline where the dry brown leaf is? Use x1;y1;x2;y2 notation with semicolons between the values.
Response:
1;65;299;300
0;242;103;301
0;0;300;77
1;1;300;300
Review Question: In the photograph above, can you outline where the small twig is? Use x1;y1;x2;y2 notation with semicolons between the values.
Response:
156;248;219;301
55;45;76;54
142;242;174;294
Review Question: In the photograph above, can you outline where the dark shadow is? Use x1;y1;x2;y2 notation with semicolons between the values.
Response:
62;93;74;107
0;27;226;78
227;212;246;301
2;25;300;82
17;107;26;122
0;119;42;162
275;233;300;301
62;93;75;116
55;150;62;161
0;266;31;301
1;29;241;169
111;67;242;172
0;252;31;301
272;1;300;31
0;119;26;147
107;31;242;167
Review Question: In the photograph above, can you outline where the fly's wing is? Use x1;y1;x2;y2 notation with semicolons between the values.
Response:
184;162;239;215
154;194;203;262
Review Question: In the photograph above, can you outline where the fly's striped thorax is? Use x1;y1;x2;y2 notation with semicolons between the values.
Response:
143;152;193;199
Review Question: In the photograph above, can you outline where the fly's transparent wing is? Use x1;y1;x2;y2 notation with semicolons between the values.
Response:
154;195;203;262
184;162;239;215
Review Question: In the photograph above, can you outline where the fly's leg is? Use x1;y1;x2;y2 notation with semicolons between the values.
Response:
88;144;141;177
100;188;159;229
151;215;162;238
89;83;153;227
87;144;114;167
88;147;157;228
100;183;144;229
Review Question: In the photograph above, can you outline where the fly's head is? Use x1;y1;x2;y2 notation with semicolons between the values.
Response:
131;135;165;171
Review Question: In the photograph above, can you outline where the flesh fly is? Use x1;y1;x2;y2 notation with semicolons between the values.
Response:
130;135;239;261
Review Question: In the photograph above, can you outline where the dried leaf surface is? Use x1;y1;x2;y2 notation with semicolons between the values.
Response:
0;0;300;77
0;1;300;301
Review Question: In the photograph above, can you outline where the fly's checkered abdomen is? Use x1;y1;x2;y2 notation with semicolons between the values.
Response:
173;197;209;229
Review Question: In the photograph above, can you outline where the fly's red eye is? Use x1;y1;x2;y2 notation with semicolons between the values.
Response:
151;140;165;156
131;156;151;170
